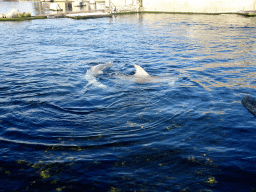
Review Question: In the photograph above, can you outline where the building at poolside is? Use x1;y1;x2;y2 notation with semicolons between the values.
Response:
105;0;256;13
50;0;256;14
52;0;106;12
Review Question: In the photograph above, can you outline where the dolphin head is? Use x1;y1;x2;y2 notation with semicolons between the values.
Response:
88;63;113;76
84;63;113;89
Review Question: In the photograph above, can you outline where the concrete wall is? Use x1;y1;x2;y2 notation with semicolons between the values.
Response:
141;0;256;13
95;1;106;10
105;0;140;8
105;0;134;7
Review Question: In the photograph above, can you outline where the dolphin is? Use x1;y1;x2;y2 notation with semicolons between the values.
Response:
133;64;160;83
115;64;177;85
84;63;113;89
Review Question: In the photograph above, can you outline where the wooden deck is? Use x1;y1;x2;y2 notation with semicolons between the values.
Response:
36;10;112;19
66;12;112;19
1;11;112;21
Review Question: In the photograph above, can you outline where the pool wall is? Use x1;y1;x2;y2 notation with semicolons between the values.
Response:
108;0;256;13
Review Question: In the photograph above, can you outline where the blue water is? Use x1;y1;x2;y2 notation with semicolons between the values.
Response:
1;13;256;192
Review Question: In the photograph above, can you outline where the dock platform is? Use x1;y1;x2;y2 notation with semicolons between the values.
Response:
238;10;256;17
66;12;112;19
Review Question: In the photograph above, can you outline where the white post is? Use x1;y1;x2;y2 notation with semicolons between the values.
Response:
89;0;96;10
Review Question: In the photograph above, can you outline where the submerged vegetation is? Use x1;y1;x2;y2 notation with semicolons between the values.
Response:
18;12;31;18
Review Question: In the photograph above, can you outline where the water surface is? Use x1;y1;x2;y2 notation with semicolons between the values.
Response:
0;13;256;192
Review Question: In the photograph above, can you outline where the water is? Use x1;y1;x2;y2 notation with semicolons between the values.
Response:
1;11;256;192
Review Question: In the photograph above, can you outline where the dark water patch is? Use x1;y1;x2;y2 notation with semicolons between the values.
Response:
216;165;256;192
0;145;222;191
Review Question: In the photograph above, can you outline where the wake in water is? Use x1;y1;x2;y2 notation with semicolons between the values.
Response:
84;62;178;89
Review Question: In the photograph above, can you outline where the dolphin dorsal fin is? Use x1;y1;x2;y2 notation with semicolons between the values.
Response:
133;64;150;77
